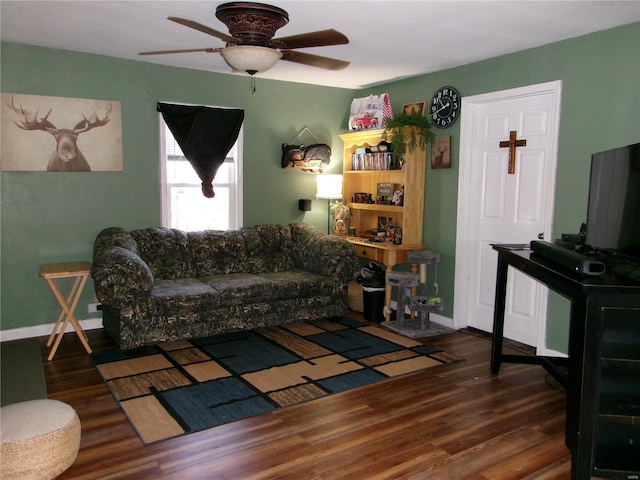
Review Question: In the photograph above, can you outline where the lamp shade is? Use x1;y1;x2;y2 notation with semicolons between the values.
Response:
316;174;343;200
220;46;282;75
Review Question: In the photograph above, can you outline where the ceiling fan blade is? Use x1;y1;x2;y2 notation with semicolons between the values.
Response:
281;51;350;70
168;16;235;44
272;29;349;49
139;47;222;56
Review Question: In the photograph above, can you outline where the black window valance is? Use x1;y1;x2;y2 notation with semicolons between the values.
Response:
157;103;244;198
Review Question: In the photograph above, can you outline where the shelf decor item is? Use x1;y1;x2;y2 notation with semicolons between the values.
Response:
348;93;394;131
354;193;369;204
376;182;394;204
331;201;350;235
392;186;404;206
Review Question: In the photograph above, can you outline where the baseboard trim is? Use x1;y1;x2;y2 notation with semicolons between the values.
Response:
0;317;103;342
537;346;568;358
0;311;456;343
428;312;453;329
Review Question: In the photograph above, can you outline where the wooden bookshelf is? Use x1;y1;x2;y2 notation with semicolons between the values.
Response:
339;127;425;245
340;128;426;321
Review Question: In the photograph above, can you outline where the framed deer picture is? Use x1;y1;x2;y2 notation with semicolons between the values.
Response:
0;93;123;171
431;135;452;169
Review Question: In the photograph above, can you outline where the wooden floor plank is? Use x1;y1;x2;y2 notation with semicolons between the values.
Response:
37;313;584;479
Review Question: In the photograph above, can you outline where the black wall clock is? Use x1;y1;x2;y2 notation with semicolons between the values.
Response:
429;86;461;129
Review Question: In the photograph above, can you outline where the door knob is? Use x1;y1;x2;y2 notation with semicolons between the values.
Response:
537;232;544;239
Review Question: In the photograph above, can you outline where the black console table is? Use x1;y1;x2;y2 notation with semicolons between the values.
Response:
491;246;640;480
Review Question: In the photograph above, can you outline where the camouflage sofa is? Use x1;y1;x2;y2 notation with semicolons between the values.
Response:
92;223;359;350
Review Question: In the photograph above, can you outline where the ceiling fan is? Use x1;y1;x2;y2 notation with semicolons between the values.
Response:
139;2;350;76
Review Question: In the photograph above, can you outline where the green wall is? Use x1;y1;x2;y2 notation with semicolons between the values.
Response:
2;22;639;352
373;22;640;351
0;43;354;330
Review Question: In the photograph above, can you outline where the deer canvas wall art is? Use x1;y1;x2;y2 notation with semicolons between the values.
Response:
0;93;122;171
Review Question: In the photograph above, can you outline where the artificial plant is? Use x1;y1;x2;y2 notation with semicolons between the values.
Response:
382;113;435;158
330;200;351;221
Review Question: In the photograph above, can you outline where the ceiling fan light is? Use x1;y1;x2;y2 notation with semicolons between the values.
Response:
220;45;282;75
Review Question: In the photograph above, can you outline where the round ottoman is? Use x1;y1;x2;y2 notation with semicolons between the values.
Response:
0;399;81;480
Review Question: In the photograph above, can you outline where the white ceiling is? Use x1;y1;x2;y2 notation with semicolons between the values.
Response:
2;1;639;89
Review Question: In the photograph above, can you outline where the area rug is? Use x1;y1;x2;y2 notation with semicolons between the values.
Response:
91;317;462;444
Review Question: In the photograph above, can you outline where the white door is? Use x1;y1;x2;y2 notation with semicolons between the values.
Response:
454;81;561;349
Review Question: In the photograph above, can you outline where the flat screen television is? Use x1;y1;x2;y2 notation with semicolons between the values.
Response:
586;142;640;263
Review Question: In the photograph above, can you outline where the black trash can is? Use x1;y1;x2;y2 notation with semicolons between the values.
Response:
362;286;386;322
358;262;386;323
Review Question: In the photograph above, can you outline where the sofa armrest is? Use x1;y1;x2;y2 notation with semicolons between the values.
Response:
313;235;360;283
91;246;154;311
290;223;359;283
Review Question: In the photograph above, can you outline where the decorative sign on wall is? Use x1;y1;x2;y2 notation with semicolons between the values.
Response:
0;93;123;171
281;127;331;173
431;136;452;169
402;101;426;116
376;182;393;204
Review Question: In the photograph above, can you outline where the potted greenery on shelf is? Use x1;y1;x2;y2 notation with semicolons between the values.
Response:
382;113;435;158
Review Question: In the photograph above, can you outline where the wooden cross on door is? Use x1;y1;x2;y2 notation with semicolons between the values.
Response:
499;131;527;174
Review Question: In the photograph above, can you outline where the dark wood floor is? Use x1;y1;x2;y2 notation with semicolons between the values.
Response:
41;314;581;480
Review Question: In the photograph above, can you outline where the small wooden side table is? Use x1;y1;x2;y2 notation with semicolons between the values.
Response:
39;261;93;361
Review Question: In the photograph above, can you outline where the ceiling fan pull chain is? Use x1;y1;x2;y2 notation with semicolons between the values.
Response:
250;76;256;94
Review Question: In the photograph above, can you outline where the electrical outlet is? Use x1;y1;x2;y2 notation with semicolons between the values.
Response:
88;303;102;313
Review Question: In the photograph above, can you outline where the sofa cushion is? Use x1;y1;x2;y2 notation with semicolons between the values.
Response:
201;273;282;307
188;230;248;276
149;278;220;312
241;225;295;273
244;253;293;274
242;224;293;254
200;269;336;308
131;228;196;280
254;270;336;299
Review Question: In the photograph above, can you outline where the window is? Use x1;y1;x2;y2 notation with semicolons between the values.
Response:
160;118;242;231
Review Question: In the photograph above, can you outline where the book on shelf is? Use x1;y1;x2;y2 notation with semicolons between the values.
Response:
351;152;394;171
